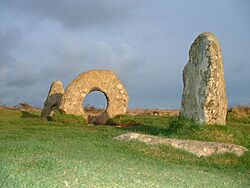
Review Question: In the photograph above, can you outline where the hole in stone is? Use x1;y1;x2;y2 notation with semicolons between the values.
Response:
83;91;108;116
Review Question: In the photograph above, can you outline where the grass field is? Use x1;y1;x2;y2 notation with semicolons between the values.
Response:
0;109;249;187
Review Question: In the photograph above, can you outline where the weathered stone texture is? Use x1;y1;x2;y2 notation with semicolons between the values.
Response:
59;70;129;124
41;80;64;118
115;133;248;157
181;32;228;125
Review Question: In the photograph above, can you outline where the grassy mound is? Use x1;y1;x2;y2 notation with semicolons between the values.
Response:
168;116;200;134
50;110;88;126
106;114;138;127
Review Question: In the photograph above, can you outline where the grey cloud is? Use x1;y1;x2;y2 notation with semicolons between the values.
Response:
3;63;39;88
0;28;21;68
0;59;51;105
0;27;43;105
0;1;249;108
0;31;184;108
0;28;39;88
45;40;181;108
1;0;144;29
0;38;144;106
45;41;142;82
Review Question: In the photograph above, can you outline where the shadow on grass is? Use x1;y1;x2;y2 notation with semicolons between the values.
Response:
117;115;200;137
120;123;173;137
21;111;40;119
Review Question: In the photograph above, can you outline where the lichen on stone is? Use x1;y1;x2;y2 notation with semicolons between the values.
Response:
181;32;228;125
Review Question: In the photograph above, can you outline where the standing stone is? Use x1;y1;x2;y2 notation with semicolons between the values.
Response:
41;80;64;118
181;32;228;125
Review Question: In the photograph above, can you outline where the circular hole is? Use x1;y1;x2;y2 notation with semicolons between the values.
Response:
83;91;108;116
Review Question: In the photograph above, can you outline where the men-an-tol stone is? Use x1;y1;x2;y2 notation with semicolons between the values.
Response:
41;80;64;118
181;32;228;125
59;70;129;124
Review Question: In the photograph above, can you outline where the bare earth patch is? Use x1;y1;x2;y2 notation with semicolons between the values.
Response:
127;108;179;116
114;133;248;157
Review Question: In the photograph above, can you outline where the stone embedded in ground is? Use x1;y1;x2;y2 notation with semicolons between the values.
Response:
41;80;64;118
115;133;248;157
181;32;228;125
59;70;129;124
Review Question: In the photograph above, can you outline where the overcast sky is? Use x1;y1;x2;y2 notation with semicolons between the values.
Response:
0;0;249;109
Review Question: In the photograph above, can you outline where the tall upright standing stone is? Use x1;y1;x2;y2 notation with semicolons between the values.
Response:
41;80;64;118
181;32;228;125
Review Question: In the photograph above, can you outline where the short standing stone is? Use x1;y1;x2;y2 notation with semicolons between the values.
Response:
41;80;64;118
181;32;228;125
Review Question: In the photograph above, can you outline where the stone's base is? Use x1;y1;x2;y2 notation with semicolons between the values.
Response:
115;133;248;157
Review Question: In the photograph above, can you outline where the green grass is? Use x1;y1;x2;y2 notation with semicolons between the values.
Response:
50;110;88;126
0;109;249;187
